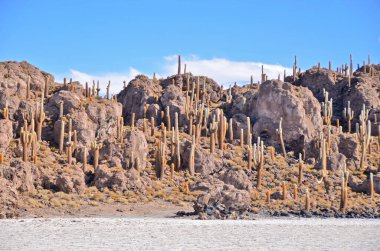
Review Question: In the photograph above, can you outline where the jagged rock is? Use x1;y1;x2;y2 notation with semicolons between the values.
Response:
342;75;380;126
0;61;54;100
298;67;344;103
56;170;85;194
338;133;359;160
100;129;148;170
193;177;251;217
93;164;149;192
0;119;13;151
117;75;162;122
219;168;252;191
163;74;222;103
0;160;35;193
180;138;223;175
231;113;248;140
349;174;380;194
0;177;18;217
315;152;347;171
46;90;82;120
160;84;187;128
252;80;323;152
53;97;122;147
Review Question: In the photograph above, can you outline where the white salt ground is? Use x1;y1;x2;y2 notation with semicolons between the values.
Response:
0;217;379;251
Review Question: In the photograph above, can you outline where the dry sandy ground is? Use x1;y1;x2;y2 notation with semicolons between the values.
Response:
16;200;194;219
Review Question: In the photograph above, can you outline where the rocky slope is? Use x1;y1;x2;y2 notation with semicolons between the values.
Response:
0;60;379;219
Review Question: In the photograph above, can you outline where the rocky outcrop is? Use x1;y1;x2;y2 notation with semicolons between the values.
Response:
160;84;187;128
51;91;122;147
252;80;323;152
0;119;13;151
100;129;149;170
93;165;150;193
192;177;251;219
180;138;223;175
117;75;161;121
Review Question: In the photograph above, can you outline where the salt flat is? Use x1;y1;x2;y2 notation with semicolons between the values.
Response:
0;218;379;250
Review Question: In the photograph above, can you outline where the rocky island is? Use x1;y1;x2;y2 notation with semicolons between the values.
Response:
0;57;379;219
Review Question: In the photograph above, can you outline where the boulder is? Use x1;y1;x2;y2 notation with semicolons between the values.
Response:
93;164;149;192
219;168;252;191
252;80;323;152
180;138;223;175
193;177;251;217
117;75;161;122
0;160;35;193
315;152;347;171
56;170;85;194
0;119;13;151
160;84;187;128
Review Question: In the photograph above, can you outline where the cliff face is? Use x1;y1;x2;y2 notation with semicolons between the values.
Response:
0;60;380;219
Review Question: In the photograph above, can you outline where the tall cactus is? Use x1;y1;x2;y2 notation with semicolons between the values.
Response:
91;142;101;170
35;94;45;141
20;128;33;162
276;118;286;158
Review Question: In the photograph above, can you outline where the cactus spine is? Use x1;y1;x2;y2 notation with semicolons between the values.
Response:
298;153;303;184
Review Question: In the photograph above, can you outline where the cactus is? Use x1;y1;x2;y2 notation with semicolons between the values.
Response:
91;142;101;170
59;117;65;154
357;109;371;169
117;116;124;143
35;94;45;141
293;184;298;201
322;90;333;125
218;110;226;150
0;153;3;164
246;117;251;145
26;76;31;100
189;135;195;176
155;140;166;179
165;106;171;132
20;128;33;162
174;112;181;169
276;118;287;158
150;116;155;137
66;142;73;164
2;102;9;119
298;153;303;184
305;189;311;212
321;138;327;180
266;190;271;203
240;128;244;147
96;80;100;97
82;146;87;171
177;55;181;75
282;181;287;200
340;168;349;212
343;101;354;133
254;139;264;189
369;172;374;198
106;81;110;99
247;146;252;170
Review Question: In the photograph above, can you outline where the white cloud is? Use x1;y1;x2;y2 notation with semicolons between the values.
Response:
55;68;141;96
162;55;291;87
54;55;291;95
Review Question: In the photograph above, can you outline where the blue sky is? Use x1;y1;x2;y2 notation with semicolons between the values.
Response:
0;0;379;93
